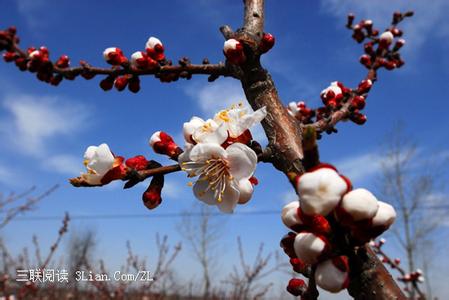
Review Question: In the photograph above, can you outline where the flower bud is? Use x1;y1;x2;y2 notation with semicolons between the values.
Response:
128;76;140;93
315;256;350;293
125;155;149;171
259;33;275;53
142;175;164;210
293;232;329;264
56;55;70;68
357;79;372;94
281;201;305;232
379;31;394;48
114;76;129;91
280;232;296;258
367;201;396;237
3;52;16;62
296;167;347;216
351;95;366;110
350;111;367;125
100;75;115;91
393;39;406;51
149;131;182;159
146;37;165;61
286;278;307;297
336;188;379;226
103;47;127;65
359;54;371;68
223;39;246;65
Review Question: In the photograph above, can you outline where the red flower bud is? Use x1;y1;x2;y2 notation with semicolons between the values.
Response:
114;76;129;91
259;33;275;53
2;52;16;62
128;76;141;93
56;55;70;68
100;76;115;91
357;79;372;94
223;39;246;65
142;175;164;210
150;131;182;159
350;111;367;125
287;278;307;296
125;155;149;171
351;95;366;110
359;54;371;68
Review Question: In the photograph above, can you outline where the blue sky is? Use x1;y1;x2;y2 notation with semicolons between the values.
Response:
1;0;448;298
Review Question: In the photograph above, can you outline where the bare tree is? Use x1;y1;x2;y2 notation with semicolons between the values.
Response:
378;127;448;299
178;204;222;299
224;237;288;300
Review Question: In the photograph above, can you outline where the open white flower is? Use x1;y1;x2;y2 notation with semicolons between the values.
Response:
213;104;267;138
182;104;267;146
183;117;228;145
180;142;257;213
81;143;115;185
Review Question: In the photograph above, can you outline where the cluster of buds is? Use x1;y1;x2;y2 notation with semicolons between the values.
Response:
320;81;351;110
399;269;425;284
349;12;410;72
347;16;380;43
287;101;315;124
370;238;426;295
281;163;397;295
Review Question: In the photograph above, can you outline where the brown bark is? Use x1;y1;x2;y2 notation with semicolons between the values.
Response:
347;246;406;300
235;1;406;299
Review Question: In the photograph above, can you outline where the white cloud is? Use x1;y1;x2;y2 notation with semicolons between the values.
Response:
43;154;83;175
334;152;383;183
320;0;449;56
1;94;89;157
16;0;48;30
185;80;245;116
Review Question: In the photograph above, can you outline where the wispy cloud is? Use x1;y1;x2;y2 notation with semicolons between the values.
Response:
1;94;89;157
335;152;383;183
43;154;83;176
16;0;49;30
185;80;245;116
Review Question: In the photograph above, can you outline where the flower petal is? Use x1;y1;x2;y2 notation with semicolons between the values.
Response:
237;179;254;204
183;116;205;143
226;143;257;180
189;143;227;162
87;143;114;176
217;182;240;213
192;120;228;145
192;176;217;205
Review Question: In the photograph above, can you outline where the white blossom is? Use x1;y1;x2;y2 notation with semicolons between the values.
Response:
81;143;115;185
180;142;257;213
